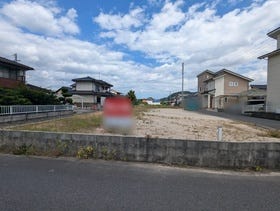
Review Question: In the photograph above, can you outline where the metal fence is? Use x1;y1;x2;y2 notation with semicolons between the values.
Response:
0;105;73;116
242;104;264;113
242;104;280;114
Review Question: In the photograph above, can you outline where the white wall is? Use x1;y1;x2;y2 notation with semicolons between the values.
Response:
200;95;208;108
101;97;106;106
55;90;63;98
214;76;224;97
267;54;280;113
76;81;95;91
72;95;94;103
277;34;280;49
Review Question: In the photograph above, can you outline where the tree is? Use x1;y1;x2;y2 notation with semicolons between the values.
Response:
126;90;137;105
18;86;60;105
60;87;72;104
61;87;72;98
0;86;60;105
65;98;73;104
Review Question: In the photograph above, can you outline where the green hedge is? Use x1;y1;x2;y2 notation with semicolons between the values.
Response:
0;86;60;105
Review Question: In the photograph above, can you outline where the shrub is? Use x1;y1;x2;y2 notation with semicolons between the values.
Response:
267;130;280;138
77;146;95;159
12;144;37;155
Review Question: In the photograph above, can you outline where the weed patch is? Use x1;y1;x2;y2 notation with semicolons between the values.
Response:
266;130;280;138
12;112;102;133
12;144;37;155
77;146;97;159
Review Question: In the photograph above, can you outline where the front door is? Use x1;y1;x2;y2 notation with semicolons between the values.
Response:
97;97;101;104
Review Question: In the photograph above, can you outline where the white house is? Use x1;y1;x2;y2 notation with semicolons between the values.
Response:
71;76;113;108
258;27;280;113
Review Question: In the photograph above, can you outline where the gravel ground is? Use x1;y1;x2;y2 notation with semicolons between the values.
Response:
132;108;280;142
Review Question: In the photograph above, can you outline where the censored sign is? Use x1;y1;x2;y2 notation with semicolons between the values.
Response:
103;97;133;130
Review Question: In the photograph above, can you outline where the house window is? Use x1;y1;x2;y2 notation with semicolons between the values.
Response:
199;87;202;92
0;69;9;78
229;81;238;87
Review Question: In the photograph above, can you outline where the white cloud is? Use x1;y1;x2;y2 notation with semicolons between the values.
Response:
0;1;179;98
94;0;280;90
0;0;79;36
93;7;144;30
148;0;185;32
0;0;279;98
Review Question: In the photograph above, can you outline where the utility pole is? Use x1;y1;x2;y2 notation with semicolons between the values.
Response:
181;62;184;107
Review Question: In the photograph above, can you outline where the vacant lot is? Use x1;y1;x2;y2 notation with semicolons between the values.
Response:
11;107;280;142
134;108;280;141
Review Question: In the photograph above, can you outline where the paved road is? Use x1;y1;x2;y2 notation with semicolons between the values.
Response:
1;154;280;211
198;109;280;130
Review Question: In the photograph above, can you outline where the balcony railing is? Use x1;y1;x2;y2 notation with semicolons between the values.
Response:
0;105;73;116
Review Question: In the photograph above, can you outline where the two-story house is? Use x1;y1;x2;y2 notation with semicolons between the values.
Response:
197;69;253;110
71;76;113;108
258;27;280;113
0;56;34;88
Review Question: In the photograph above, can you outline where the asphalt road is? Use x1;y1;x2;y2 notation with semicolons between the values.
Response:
198;110;280;130
1;154;280;211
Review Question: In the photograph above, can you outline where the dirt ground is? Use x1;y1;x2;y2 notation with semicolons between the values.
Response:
130;108;280;142
11;108;280;142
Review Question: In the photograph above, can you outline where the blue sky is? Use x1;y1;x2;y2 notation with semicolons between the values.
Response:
0;0;279;98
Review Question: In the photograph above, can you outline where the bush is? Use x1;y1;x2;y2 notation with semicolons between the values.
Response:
77;146;96;159
0;86;60;105
12;144;37;155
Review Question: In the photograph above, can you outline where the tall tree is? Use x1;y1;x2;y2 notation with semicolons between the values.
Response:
126;90;137;105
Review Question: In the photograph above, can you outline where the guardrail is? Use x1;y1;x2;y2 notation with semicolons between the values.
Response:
0;105;73;116
242;104;264;113
242;104;280;114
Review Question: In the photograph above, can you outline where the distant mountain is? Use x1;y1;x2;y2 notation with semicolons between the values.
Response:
160;91;196;102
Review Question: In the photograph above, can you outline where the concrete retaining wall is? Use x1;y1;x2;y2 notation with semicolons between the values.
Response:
1;130;280;169
245;112;280;120
0;110;74;124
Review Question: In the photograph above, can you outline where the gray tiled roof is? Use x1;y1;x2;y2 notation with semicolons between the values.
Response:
72;76;113;87
0;56;34;70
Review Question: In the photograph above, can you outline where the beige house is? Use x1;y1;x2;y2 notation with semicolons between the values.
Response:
197;69;253;110
258;27;280;113
71;76;113;108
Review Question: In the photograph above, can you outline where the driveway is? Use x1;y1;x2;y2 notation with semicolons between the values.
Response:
198;109;280;130
1;154;280;211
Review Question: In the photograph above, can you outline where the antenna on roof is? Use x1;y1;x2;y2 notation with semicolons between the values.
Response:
13;53;20;62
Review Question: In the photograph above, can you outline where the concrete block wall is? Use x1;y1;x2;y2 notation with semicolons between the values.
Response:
0;110;73;124
1;130;280;169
